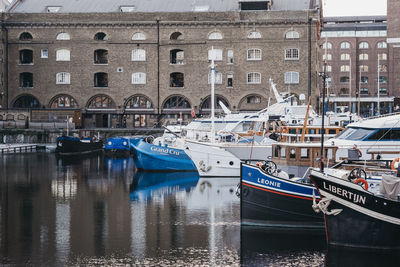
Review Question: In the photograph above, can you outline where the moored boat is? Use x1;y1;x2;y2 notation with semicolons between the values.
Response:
55;135;103;156
105;136;132;156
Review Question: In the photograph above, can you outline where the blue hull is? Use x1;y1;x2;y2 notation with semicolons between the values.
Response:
105;137;131;156
132;139;197;172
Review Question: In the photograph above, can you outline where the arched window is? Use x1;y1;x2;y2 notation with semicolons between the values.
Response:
248;31;262;39
19;32;33;41
163;96;191;109
94;72;108;87
56;49;70;61
94;49;108;64
56;72;71;84
359;53;368;60
56;32;70;40
247;48;262;60
286;30;300;39
132;49;146;61
377;41;387;49
19;72;33;87
359;42;369;49
50;95;78;108
94;32;107;41
208;31;223;40
200;95;229;112
125;95;153;109
284;72;299;84
170;32;183;40
87;95;115;108
322;42;332;49
13;95;40;108
170;49;184;64
19;49;33;64
246;95;261;104
340;53;350;61
247;72;261;84
132;72;146;84
340;42;350;49
170;72;184;87
132;32;146;40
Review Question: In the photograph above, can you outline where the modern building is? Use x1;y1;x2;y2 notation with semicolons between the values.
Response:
0;0;321;128
320;16;393;117
387;0;400;111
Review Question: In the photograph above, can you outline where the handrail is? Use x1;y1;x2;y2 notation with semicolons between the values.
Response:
362;111;400;121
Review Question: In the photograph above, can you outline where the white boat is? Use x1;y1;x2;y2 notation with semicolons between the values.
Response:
328;113;400;161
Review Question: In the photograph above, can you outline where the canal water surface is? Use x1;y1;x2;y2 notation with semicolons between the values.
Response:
0;153;398;266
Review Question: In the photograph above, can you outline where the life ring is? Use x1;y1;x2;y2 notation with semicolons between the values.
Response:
280;127;288;134
391;158;400;171
353;178;369;191
256;162;263;168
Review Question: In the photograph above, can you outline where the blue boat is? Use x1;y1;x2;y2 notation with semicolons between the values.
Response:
131;138;197;172
240;162;324;230
105;137;132;156
130;171;199;201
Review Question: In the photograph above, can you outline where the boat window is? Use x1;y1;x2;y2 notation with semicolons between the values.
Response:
281;147;286;158
289;148;296;159
367;129;400;140
328;129;337;134
309;129;316;134
337;127;374;140
274;146;279;157
301;148;309;158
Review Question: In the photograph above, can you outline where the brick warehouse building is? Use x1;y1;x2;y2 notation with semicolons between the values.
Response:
0;0;321;128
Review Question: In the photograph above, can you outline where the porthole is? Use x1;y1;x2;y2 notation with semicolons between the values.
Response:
229;161;234;166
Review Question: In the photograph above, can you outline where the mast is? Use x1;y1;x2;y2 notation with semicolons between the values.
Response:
210;47;216;143
349;57;352;113
320;59;328;172
377;56;380;115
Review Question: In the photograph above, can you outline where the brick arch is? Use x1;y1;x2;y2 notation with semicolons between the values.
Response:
49;94;79;108
238;94;267;111
124;94;154;109
12;94;40;108
86;94;116;109
199;94;230;114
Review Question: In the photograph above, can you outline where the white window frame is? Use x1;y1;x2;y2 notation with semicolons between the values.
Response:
340;53;350;61
285;48;299;60
208;49;223;61
285;30;300;39
322;54;332;61
322;42;332;49
208;72;223;84
132;32;146;40
247;48;262;61
46;6;61;13
41;49;48;58
120;6;135;12
56;32;70;40
359;42;369;49
56;72;71;84
56;49;70;61
359;53;369;60
247;72;261;84
248;31;262;39
340;42;351;49
378;53;387;60
132;72;146;84
208;31;223;40
227;74;233;87
227;49;234;64
377;41;387;49
340;65;350;72
284;72;299;84
360;65;369;72
132;49;146;61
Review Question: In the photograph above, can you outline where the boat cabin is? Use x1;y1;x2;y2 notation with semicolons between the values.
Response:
279;125;343;143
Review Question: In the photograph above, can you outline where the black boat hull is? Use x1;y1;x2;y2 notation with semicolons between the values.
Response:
56;136;103;156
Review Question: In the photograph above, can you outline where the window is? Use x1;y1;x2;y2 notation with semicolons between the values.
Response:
132;49;146;61
94;49;108;64
248;31;261;39
360;65;368;72
125;95;153;109
19;49;33;64
340;65;350;72
94;72;108;87
339;88;349;95
379;64;388;72
359;42;369;49
56;49;70;61
87;95;115;108
247;72;261;84
360;88;369;95
285;48;299;60
359;53;368;60
208;72;223;84
41;49;48;58
208;49;223;61
193;5;210;12
120;6;135;12
227;50;234;64
170;72;184;87
340;76;349;83
208;31;223;40
132;32;146;40
361;76;368;83
163;96;190;109
19;32;33;41
46;6;61;13
247;48;262;61
20;72;33;87
132;72;146;84
50;95;78;108
340;53;350;60
94;32;107;41
56;32;70;40
322;54;332;61
377;41;387;49
379;88;387;95
240;1;270;10
170;49;184;64
379;76;387;83
247;96;261;104
284;72;299;84
340;42;350;49
378;53;387;60
170;32;183;40
286;30;300;39
56;72;71;84
322;42;332;49
13;95;40;108
325;65;332;72
227;74;233;87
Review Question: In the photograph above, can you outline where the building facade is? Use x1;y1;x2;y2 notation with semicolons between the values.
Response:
387;0;400;111
0;0;321;128
320;16;393;117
